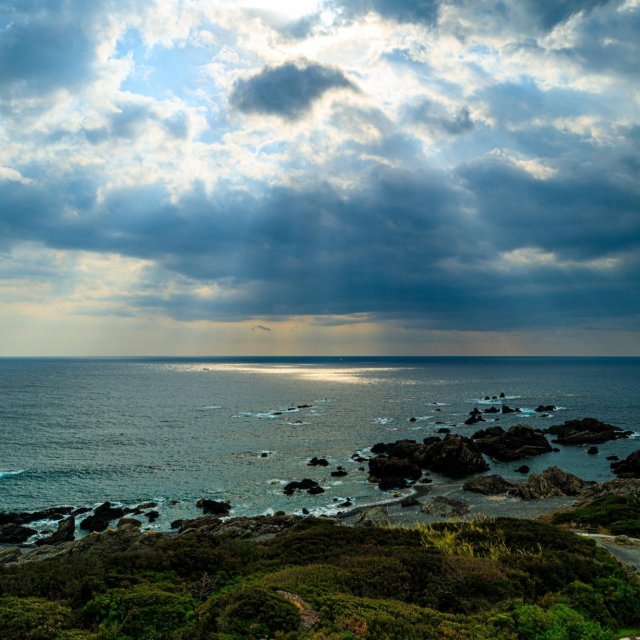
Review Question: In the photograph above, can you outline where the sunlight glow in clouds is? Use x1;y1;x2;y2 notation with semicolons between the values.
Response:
0;0;638;355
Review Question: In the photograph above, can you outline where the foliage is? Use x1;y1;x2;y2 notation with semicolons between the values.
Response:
552;495;640;536
0;596;73;640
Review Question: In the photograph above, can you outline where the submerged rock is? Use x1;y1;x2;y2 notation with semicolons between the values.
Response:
546;417;632;445
284;479;324;496
35;516;75;546
308;457;329;467
196;499;231;515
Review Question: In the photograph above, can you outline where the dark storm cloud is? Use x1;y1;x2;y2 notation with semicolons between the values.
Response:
330;0;440;25
230;61;355;119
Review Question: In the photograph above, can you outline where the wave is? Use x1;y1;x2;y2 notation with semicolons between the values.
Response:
0;469;25;479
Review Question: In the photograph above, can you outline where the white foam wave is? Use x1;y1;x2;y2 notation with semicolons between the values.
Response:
198;405;222;410
0;469;25;479
373;417;393;425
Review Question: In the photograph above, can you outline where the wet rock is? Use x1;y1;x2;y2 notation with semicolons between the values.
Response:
331;467;348;477
437;428;451;434
72;507;92;517
499;392;506;398
511;466;585;500
284;479;324;496
0;523;37;544
587;446;599;455
339;500;353;508
179;514;302;542
483;406;501;414
80;502;126;532
535;405;556;413
117;518;142;528
368;457;422;482
352;505;391;527
308;457;329;467
136;502;157;510
301;508;310;515
378;477;408;490
472;424;552;461
465;413;485;425
170;519;184;529
387;440;422;460
412;435;490;478
611;450;640;478
371;442;389;455
35;516;75;546
145;510;160;522
515;465;530;474
546;417;632;445
420;496;470;518
297;404;312;409
409;417;417;422
0;506;74;527
501;405;519;414
607;455;620;461
196;499;231;515
463;475;517;495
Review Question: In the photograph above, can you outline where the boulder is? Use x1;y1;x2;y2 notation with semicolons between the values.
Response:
35;516;75;546
463;475;518;495
546;417;632;445
483;406;501;414
371;442;389;454
587;446;599;455
307;457;329;467
472;424;552;461
378;477;408;490
145;510;160;522
196;499;231;515
576;478;640;504
330;467;348;477
80;502;125;532
283;479;324;496
352;505;391;527
535;405;556;413
611;450;640;478
420;497;470;518
502;405;519;414
0;523;37;544
400;496;420;508
515;465;530;474
0;506;73;527
464;414;484;425
117;518;142;528
368;457;422;481
510;466;585;500
412;435;489;478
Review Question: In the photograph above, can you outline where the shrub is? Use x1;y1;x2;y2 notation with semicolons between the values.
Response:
0;596;72;640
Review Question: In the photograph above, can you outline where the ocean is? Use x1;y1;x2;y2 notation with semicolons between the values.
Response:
1;357;639;531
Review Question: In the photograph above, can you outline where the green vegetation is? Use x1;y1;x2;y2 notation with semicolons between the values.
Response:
552;495;640;536
0;516;638;638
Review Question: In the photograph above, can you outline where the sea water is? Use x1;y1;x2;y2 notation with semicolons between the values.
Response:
0;357;638;531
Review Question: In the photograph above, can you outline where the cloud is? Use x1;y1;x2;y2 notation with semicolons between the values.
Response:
229;61;355;119
252;324;272;332
330;0;440;25
404;98;474;135
523;0;613;31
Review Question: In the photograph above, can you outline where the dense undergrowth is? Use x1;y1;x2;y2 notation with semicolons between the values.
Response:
0;516;639;639
552;495;640;536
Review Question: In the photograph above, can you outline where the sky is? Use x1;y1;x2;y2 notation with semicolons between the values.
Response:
0;0;639;356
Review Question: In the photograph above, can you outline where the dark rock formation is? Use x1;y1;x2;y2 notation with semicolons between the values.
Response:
170;519;184;529
502;405;520;414
117;518;142;528
378;477;408;490
368;457;422;481
80;502;126;532
35;516;75;546
412;435;489;478
400;496;420;508
535;405;556;413
611;450;640;478
515;465;530;474
463;475;518;495
437;428;451;434
483;406;501;414
145;510;160;522
511;466;585;500
0;506;73;527
472;424;552;461
283;479;324;496
330;467;348;477
606;455;620;461
308;457;329;467
371;442;389;454
587;446;599;455
546;417;632;445
0;523;37;544
178;514;302;542
465;413;484;425
196;499;231;515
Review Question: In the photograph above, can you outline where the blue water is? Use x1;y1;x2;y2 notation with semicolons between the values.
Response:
0;357;638;530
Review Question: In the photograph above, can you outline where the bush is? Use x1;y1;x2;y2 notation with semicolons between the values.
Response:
0;596;72;640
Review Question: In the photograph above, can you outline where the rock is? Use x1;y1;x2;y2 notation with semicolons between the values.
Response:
145;510;160;522
386;440;422;460
502;405;519;414
301;508;310;515
135;502;157;510
587;446;599;455
0;523;37;544
472;424;552;461
611;450;640;478
420;497;470;518
515;465;530;474
464;414;484;425
331;467;348;477
117;518;142;528
546;417;632;445
368;457;422;481
0;547;21;564
535;405;556;413
499;392;506;398
463;475;517;495
170;519;184;529
511;466;585;500
297;404;312;409
607;455;620;461
371;442;389;454
576;478;640;504
179;514;303;542
483;406;500;414
378;477;408;490
80;502;126;532
283;479;322;495
409;417;417;422
308;457;329;467
196;499;231;515
412;435;489;478
418;477;433;484
437;428;451;434
422;436;441;446
400;496;420;507
352;505;391;527
72;507;92;516
0;506;74;527
35;516;75;546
